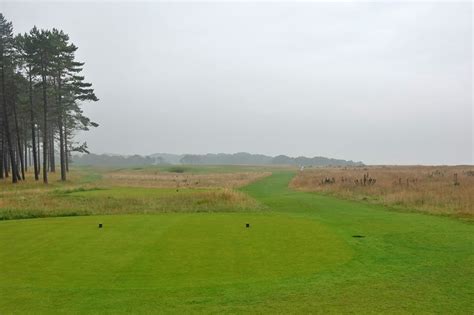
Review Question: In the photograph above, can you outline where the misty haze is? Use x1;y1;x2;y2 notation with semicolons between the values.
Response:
3;1;472;165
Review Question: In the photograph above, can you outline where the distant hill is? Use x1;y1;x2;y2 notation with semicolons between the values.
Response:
73;152;363;167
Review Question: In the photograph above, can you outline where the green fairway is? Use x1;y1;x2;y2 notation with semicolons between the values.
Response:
1;172;473;313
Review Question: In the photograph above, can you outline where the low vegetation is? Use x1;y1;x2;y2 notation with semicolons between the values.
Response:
0;166;268;220
102;167;272;189
0;187;263;220
291;165;474;218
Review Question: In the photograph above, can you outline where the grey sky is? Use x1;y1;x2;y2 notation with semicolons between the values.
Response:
2;1;473;164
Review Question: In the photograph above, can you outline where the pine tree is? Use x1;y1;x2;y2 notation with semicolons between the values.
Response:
0;14;18;183
0;15;98;185
16;33;39;180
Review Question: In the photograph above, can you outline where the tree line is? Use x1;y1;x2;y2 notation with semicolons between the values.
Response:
179;153;364;166
72;152;364;167
0;14;98;183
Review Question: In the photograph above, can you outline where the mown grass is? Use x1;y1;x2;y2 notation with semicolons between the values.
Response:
0;171;472;313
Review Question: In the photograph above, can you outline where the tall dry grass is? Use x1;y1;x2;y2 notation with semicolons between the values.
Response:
0;167;268;220
102;170;271;188
0;187;264;220
291;166;474;218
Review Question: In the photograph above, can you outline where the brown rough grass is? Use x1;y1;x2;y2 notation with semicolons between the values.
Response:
102;170;272;188
0;167;269;220
0;187;264;220
290;165;474;218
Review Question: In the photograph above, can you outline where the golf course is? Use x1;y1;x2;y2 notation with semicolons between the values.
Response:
0;3;472;314
1;171;472;314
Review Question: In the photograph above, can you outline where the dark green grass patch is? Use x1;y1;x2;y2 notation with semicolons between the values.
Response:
167;166;188;173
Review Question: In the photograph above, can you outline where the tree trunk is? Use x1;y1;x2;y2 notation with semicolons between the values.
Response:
12;91;25;180
28;67;39;180
0;134;4;179
37;127;40;174
1;65;18;183
4;144;9;178
24;136;27;173
49;130;55;172
58;122;65;180
65;127;69;172
41;68;48;184
56;76;66;181
46;140;49;172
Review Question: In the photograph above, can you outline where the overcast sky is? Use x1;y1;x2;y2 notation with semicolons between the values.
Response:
2;1;473;164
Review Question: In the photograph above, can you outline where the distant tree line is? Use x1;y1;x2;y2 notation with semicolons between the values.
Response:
0;14;98;183
73;154;164;167
73;152;363;167
180;153;364;166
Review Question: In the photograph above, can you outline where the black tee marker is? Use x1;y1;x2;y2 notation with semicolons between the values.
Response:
98;223;103;228
246;223;250;228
